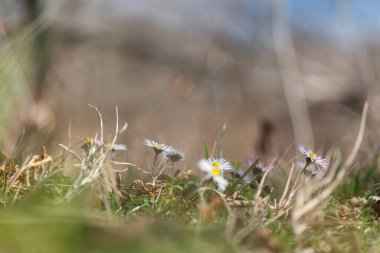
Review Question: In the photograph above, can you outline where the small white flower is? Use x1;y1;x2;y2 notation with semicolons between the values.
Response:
144;139;168;154
198;158;232;192
164;147;185;162
298;145;328;168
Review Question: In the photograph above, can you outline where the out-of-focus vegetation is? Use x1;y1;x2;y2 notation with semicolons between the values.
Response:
2;1;380;252
3;1;380;163
0;37;29;141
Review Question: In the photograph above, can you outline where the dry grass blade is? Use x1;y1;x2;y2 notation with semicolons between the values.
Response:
255;158;275;199
6;155;53;193
88;104;104;144
278;163;295;207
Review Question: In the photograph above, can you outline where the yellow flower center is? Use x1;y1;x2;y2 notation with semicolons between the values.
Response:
84;137;93;143
155;144;163;149
309;151;316;158
211;162;221;177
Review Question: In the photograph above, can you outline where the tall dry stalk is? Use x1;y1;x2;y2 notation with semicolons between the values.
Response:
272;0;314;147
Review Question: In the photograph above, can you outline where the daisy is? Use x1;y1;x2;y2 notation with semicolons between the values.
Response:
164;147;185;163
198;158;233;192
144;139;168;154
298;145;328;168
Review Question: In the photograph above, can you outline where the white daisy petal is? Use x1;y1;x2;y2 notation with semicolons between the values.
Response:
220;159;233;172
315;157;328;168
144;139;168;154
198;159;212;173
213;176;229;192
111;144;127;151
298;145;307;155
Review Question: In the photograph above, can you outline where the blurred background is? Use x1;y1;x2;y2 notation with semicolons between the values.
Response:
0;0;379;166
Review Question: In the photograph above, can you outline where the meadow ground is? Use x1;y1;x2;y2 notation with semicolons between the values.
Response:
0;104;379;253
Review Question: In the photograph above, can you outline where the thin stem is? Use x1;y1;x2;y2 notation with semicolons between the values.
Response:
153;152;158;170
153;152;159;175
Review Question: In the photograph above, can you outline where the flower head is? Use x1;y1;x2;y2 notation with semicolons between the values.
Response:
298;145;328;168
198;158;232;192
164;147;185;163
144;139;168;154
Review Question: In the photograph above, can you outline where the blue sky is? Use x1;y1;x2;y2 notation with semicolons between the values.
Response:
290;0;380;40
50;0;380;48
221;0;380;48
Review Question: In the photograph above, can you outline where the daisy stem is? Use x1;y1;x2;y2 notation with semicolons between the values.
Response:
303;160;311;170
171;161;175;178
152;152;159;173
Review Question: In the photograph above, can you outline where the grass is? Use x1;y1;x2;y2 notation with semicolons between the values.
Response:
0;104;376;252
